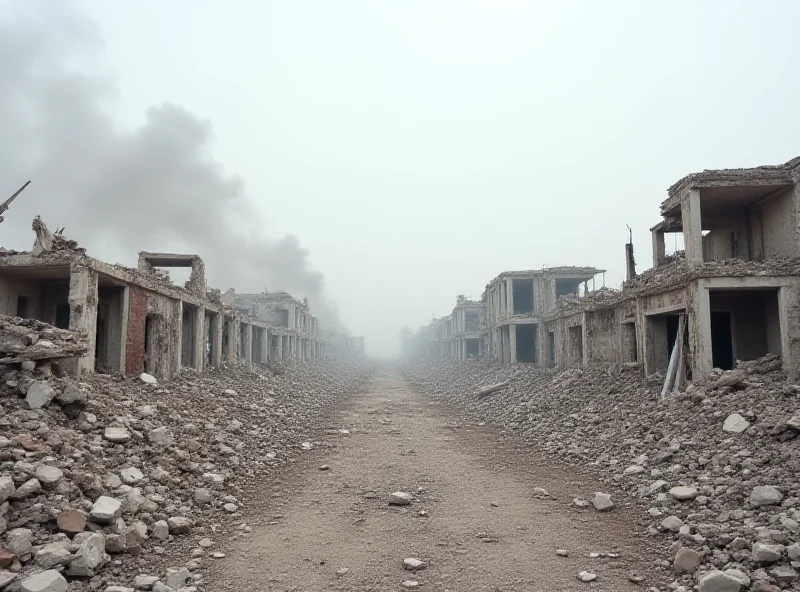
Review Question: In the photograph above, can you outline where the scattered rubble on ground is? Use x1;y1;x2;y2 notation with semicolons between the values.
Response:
404;355;800;591
0;359;369;591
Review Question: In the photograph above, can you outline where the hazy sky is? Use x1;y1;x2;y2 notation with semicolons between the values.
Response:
2;1;799;358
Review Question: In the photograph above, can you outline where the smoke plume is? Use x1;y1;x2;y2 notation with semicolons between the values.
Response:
0;3;345;330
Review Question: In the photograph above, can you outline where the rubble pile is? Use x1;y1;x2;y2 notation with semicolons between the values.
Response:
404;356;800;591
0;360;370;591
0;317;88;365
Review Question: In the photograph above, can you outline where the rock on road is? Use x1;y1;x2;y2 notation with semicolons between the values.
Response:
207;370;658;591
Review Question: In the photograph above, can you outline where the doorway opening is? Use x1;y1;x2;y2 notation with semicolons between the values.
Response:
515;324;538;363
95;285;125;373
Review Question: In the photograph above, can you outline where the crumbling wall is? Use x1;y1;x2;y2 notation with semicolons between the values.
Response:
761;187;798;258
0;274;43;319
125;285;148;375
585;308;618;366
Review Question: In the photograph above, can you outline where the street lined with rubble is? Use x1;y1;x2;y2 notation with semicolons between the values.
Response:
207;369;658;592
2;353;800;592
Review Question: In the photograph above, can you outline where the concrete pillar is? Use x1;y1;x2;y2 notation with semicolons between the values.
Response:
509;324;517;364
651;230;666;268
225;317;236;363
244;324;253;365
682;189;703;266
212;314;223;368
119;287;130;372
691;280;713;381
194;305;205;371
778;285;798;380
276;334;283;361
506;279;514;314
260;328;268;364
68;264;99;375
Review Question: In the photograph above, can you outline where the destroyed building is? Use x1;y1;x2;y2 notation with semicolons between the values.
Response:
449;296;484;360
484;267;603;365
407;156;800;383
235;291;316;362
0;219;365;379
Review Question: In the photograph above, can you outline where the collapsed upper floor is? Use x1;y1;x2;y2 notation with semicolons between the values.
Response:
651;156;800;267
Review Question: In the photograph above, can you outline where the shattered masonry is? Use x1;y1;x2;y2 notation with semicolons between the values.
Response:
0;220;365;380
404;156;800;383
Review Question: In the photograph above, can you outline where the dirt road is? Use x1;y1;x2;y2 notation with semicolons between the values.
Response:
207;370;659;591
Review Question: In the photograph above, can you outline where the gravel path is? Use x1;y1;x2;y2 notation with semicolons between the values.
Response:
207;370;660;591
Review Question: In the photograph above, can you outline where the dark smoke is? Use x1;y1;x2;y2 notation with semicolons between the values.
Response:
0;3;345;330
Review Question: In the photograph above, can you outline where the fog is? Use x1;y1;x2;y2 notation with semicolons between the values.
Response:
2;0;799;358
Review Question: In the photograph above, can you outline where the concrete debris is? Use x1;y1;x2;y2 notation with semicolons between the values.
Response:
591;492;614;512
403;558;426;571
388;492;413;506
750;485;783;508
0;315;88;366
404;354;800;592
577;571;597;582
697;569;744;592
674;547;703;573
722;412;751;434
19;569;68;592
0;358;369;590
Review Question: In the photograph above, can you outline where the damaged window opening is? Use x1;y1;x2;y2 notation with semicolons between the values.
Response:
277;309;289;328
512;280;534;314
547;331;556;367
465;312;480;332
555;278;582;298
466;338;479;358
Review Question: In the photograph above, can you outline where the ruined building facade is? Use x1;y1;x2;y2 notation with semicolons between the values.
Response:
407;156;800;383
0;221;365;380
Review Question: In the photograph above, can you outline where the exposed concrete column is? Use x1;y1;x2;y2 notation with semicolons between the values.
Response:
244;324;253;365
212;314;223;368
581;313;589;369
260;328;268;364
506;279;514;314
509;324;517;364
225;317;236;363
119;287;130;373
194;305;205;371
68;263;99;375
276;334;283;361
778;285;799;380
691;280;713;381
651;230;666;268
682;189;703;266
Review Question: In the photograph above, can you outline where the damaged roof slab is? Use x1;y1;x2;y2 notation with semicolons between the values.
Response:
661;156;800;216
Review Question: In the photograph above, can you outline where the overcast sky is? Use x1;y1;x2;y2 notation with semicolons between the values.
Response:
2;1;799;358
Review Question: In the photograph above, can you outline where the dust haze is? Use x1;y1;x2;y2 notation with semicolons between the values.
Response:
0;4;345;331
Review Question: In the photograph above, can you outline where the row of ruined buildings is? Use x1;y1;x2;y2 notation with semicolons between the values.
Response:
403;156;800;383
0;219;365;380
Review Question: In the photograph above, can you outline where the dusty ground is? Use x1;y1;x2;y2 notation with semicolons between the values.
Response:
207;370;662;591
